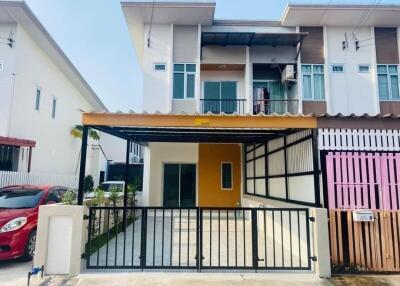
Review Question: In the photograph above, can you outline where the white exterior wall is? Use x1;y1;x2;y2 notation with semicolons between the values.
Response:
0;23;17;136
326;27;378;115
142;143;198;206
142;24;172;113
5;24;98;176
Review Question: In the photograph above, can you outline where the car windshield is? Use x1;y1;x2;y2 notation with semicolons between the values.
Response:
0;188;44;209
99;183;123;192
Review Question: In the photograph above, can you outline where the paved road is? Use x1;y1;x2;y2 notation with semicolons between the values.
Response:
0;259;32;286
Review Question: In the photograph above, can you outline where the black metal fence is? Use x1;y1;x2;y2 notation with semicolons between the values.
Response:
200;99;246;114
86;207;313;271
253;99;299;115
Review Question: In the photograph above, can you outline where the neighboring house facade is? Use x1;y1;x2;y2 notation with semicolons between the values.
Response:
119;2;400;208
0;1;108;182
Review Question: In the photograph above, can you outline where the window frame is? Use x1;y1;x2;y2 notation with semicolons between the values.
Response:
35;87;41;111
221;162;233;190
377;64;400;101
173;63;196;100
358;64;371;73
331;64;345;73
51;96;57;119
153;63;166;71
301;64;325;101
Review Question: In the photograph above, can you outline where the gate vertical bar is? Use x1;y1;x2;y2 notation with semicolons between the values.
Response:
86;207;92;268
140;208;147;269
251;209;259;269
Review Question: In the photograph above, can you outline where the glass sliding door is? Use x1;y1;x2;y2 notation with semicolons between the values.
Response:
163;163;196;207
253;81;285;114
203;81;237;113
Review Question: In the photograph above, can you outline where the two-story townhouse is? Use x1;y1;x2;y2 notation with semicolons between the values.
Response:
76;2;399;273
0;1;111;186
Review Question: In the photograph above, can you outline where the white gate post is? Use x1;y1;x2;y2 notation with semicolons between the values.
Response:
312;208;331;278
34;205;85;275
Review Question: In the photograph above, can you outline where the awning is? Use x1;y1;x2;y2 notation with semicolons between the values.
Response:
201;32;308;47
0;136;36;148
83;112;316;143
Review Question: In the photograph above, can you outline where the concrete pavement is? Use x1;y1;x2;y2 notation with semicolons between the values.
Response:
0;259;32;286
25;273;400;286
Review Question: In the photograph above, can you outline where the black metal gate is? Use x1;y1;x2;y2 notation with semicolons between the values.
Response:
86;207;312;271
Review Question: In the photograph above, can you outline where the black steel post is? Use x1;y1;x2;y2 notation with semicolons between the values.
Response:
77;125;88;205
122;140;130;231
312;129;321;207
251;209;259;269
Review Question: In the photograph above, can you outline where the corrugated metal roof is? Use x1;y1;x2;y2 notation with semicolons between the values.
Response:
85;110;400;119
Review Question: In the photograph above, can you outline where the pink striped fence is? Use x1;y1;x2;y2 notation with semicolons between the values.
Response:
326;152;400;210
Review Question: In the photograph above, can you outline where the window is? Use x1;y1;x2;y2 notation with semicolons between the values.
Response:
154;63;166;71
221;162;233;190
173;63;196;99
45;190;61;204
51;97;57;119
358;65;370;73
203;81;237;113
377;65;399;100
331;64;345;73
35;88;41;110
302;64;325;100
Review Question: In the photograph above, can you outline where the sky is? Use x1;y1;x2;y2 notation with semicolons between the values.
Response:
25;0;400;112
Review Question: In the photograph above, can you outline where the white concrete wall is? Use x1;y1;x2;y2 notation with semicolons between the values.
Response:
6;25;98;176
142;143;198;206
0;23;17;136
326;26;378;115
202;46;246;64
0;22;107;177
250;46;297;64
142;24;172;113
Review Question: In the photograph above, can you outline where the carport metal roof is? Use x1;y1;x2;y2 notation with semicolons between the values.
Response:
82;112;316;143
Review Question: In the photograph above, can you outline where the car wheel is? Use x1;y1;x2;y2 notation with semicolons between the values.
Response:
21;230;36;261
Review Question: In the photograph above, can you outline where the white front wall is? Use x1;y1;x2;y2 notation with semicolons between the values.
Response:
142;24;172;113
1;23;100;176
142;143;198;206
325;27;378;115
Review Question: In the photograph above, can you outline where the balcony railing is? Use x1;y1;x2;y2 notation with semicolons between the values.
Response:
253;99;299;115
200;99;246;114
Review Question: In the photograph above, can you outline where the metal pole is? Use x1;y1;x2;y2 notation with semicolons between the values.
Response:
77;125;88;205
122;140;130;231
27;147;32;173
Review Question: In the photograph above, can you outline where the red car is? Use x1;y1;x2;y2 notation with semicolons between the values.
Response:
0;185;68;261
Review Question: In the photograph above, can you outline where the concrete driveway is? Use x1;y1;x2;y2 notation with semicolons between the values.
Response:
0;259;32;286
27;273;400;286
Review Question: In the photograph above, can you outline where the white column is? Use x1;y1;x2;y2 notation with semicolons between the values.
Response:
296;26;303;114
371;27;380;115
323;26;331;114
196;24;202;113
245;46;252;114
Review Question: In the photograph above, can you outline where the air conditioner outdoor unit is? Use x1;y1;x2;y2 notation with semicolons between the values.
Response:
281;65;295;83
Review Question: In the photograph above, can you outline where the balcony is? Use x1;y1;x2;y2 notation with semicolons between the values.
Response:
253;99;299;115
200;99;246;114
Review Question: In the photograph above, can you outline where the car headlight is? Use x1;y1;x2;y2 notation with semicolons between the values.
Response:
0;217;27;233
